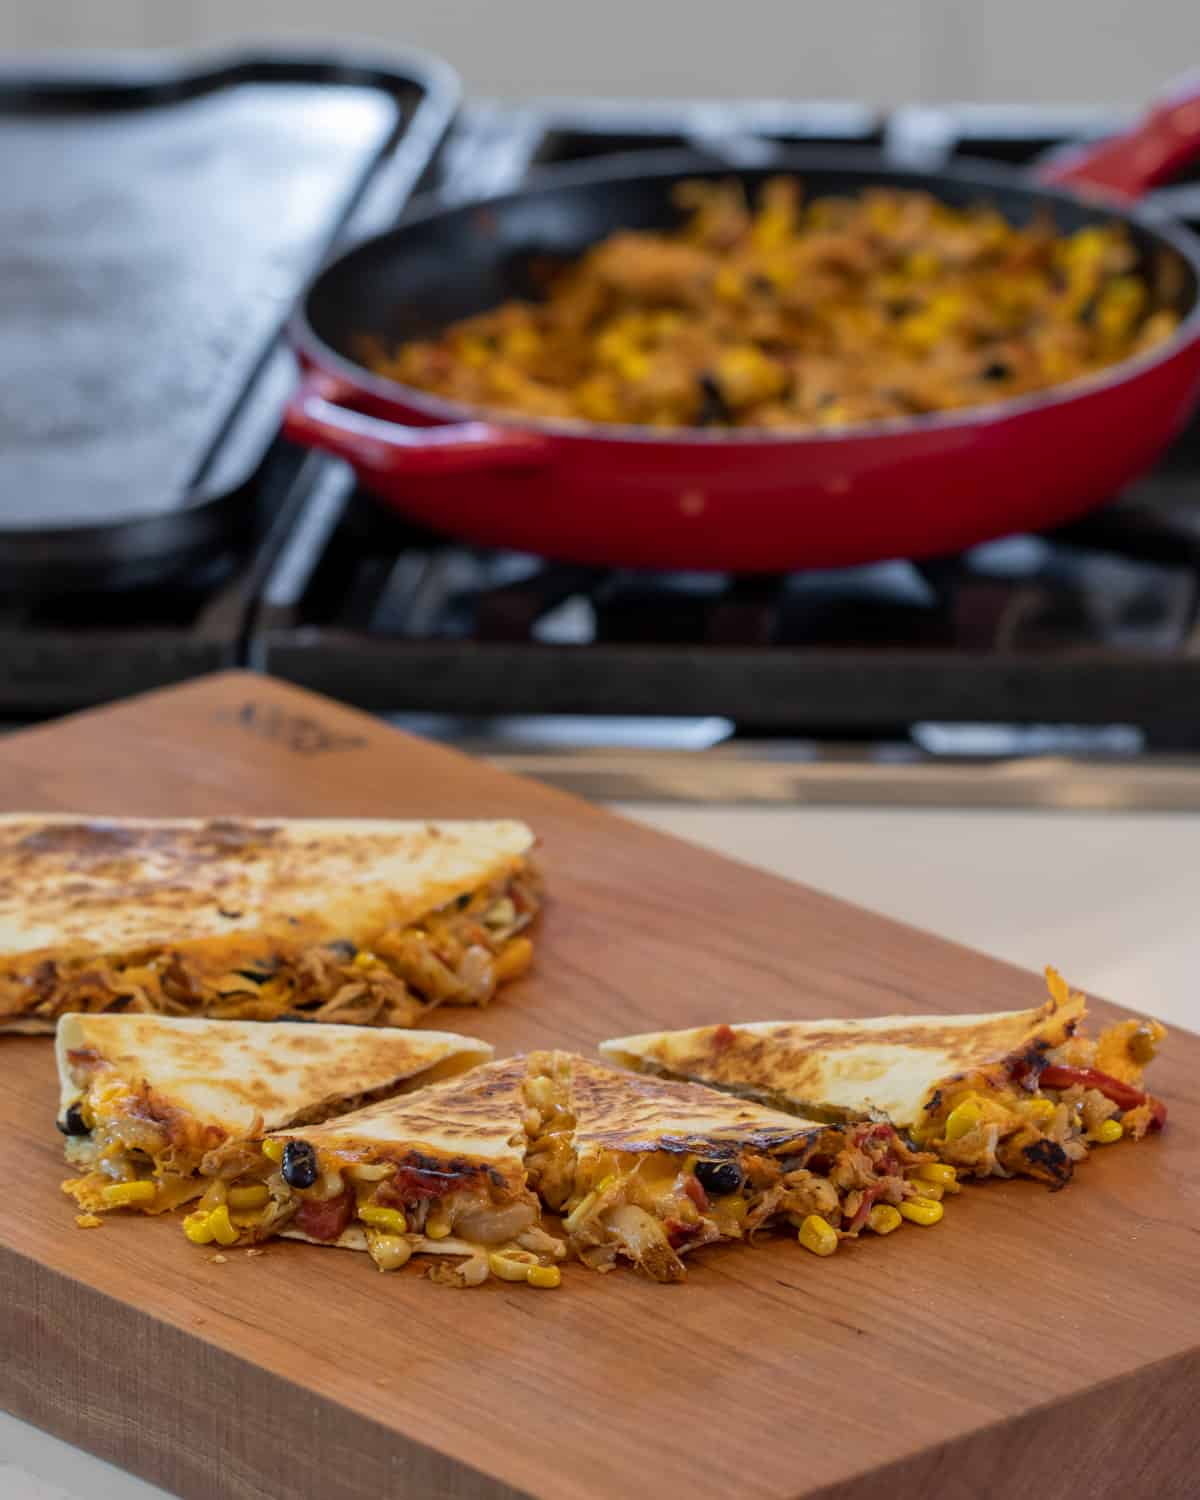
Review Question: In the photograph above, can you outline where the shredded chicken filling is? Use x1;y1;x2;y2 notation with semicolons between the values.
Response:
59;1066;447;1216
917;1014;1166;1187
521;1051;929;1282
12;862;540;1028
188;1137;563;1288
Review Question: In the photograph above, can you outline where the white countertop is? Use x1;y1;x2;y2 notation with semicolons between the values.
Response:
5;801;1196;1499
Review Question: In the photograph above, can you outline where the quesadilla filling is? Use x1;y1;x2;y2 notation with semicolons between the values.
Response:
57;1052;430;1217
181;1133;565;1288
9;861;541;1029
522;1052;940;1282
914;983;1167;1188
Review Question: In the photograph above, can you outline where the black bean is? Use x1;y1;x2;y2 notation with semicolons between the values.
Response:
57;1103;89;1136
327;940;357;961
235;965;277;984
694;1159;743;1196
980;360;1012;381
281;1140;319;1190
696;373;732;426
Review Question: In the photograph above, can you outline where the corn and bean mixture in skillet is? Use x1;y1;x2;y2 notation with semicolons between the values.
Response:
364;178;1179;431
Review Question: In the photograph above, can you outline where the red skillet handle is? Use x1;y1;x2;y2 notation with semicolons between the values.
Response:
283;370;551;476
1037;73;1200;200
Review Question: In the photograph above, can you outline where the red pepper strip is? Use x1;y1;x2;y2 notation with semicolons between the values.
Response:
1039;1063;1167;1129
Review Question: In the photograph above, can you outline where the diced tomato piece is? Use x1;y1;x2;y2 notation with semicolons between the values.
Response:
712;1024;736;1049
664;1218;704;1249
682;1175;709;1212
294;1187;354;1243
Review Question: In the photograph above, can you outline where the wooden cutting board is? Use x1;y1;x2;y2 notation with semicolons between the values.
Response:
0;673;1196;1500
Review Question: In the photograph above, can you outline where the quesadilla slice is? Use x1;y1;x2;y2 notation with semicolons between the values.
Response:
600;969;1167;1189
523;1051;939;1282
183;1056;565;1288
1;814;540;1033
57;1012;491;1216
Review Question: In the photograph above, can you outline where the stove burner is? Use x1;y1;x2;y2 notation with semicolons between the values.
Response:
9;93;1200;747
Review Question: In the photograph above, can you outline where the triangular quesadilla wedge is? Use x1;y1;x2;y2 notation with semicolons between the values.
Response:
57;1013;492;1216
183;1056;565;1289
600;970;1167;1190
522;1051;939;1282
0;814;540;1033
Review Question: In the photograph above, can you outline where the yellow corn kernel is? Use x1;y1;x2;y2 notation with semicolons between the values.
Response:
713;264;743;302
501;326;540;361
797;1214;839;1257
906;249;941;279
493;937;534;985
867;1204;902;1236
458;339;489;369
183;1211;215;1245
353;950;377;969
1093;1118;1124;1145
206;1204;240;1247
944;1097;983;1141
616;350;651;383
716;1193;749;1221
367;1233;413;1272
489;1249;539;1282
227;1183;270;1211
915;1181;945;1201
261;1138;285;1165
916;1162;957;1187
1019;1097;1058;1127
425;1208;453;1240
899;1196;944;1227
101;1180;157;1208
574;374;622;423
526;1264;562;1289
358;1204;408;1235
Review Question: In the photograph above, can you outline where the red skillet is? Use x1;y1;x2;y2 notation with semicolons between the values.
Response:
284;83;1200;571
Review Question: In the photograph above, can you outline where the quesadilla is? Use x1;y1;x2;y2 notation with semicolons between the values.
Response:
600;969;1167;1189
57;1012;492;1215
183;1056;565;1288
0;815;540;1033
523;1051;940;1281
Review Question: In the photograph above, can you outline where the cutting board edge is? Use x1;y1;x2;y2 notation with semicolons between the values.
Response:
808;1342;1200;1500
0;1237;536;1500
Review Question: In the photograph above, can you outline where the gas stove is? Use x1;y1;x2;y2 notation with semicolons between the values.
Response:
6;89;1200;765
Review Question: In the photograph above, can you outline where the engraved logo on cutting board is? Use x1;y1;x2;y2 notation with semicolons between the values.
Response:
215;701;367;756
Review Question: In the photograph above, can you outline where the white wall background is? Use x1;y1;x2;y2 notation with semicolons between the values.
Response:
2;1;1198;106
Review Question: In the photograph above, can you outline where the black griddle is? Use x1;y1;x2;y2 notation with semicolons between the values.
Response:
0;47;459;592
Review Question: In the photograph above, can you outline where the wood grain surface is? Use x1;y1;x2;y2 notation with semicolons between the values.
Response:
0;672;1196;1500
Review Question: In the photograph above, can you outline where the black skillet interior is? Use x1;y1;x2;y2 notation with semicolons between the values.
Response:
304;149;1200;374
